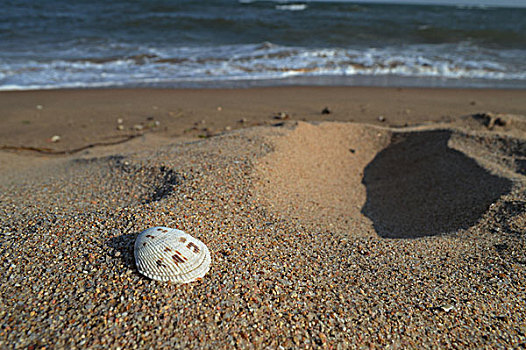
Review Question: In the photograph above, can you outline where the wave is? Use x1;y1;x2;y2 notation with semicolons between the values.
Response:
275;4;307;11
1;43;525;90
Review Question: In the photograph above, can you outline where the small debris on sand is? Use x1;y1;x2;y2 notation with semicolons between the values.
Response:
273;112;290;120
50;135;61;143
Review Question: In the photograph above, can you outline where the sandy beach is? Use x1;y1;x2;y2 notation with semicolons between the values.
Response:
1;86;526;348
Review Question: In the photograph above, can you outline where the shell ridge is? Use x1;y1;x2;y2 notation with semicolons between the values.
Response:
180;245;211;282
185;243;208;276
163;249;185;280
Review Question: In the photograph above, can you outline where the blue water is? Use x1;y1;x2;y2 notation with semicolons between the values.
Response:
1;0;525;90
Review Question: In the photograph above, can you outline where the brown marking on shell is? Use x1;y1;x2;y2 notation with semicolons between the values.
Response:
187;242;200;253
179;237;187;243
164;247;172;252
146;235;156;239
143;242;147;247
156;259;166;268
172;251;187;264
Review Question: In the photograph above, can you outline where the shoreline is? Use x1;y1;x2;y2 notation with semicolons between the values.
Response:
4;74;526;91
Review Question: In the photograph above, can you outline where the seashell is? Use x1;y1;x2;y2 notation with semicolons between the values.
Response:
134;227;211;283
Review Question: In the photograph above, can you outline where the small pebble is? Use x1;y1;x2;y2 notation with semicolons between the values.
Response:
273;112;289;120
439;304;456;313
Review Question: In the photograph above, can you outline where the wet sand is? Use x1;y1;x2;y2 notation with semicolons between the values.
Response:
1;86;526;153
1;87;526;348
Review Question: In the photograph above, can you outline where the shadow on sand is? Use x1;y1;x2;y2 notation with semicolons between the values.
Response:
106;232;138;269
361;130;512;238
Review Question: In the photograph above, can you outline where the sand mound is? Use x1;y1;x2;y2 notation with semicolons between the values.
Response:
255;120;525;238
255;122;391;236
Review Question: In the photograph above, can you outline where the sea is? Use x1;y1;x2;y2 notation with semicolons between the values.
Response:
1;0;525;90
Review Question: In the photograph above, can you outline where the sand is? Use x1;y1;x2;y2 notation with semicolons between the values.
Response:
2;86;526;153
1;87;526;349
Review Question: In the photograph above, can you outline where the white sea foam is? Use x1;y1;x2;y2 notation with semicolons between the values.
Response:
275;4;308;11
1;43;525;90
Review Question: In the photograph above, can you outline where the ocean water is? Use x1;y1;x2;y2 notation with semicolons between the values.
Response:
1;0;525;90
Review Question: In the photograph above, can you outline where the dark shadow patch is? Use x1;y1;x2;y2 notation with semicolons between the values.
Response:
146;166;180;203
361;130;512;238
71;155;125;165
106;233;138;269
516;159;526;175
113;160;183;204
494;243;509;253
471;112;507;130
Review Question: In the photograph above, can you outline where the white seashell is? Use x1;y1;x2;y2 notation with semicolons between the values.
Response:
50;135;61;143
134;227;211;283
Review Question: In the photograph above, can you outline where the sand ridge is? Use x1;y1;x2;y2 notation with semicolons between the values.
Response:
255;121;392;237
